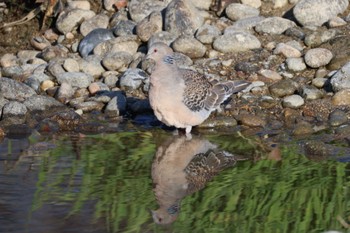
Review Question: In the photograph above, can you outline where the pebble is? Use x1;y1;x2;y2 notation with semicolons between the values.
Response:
74;101;105;112
102;51;133;71
273;43;302;58
88;82;110;95
56;82;75;103
128;0;166;23
312;77;327;88
328;16;347;28
330;62;350;92
105;94;127;117
213;32;261;53
199;117;238;128
68;1;91;10
0;53;17;67
332;89;350;105
255;17;296;34
172;36;206;58
241;0;262;8
304;29;339;48
195;24;221;44
237;114;267;127
136;11;162;42
282;95;305;108
329;109;348;127
78;28;114;58
286;57;306;72
79;55;106;77
301;86;324;100
259;69;282;81
293;0;348;27
41;80;55;92
119;68;149;90
56;72;94;88
225;3;260;21
56;8;96;34
292;121;314;135
304;48;333;68
3;101;27;117
269;79;298;97
80;14;110;36
112;20;137;36
63;58;80;72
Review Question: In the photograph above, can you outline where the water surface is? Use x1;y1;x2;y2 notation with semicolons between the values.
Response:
0;129;349;233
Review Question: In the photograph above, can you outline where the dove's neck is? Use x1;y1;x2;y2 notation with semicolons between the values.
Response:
151;55;180;84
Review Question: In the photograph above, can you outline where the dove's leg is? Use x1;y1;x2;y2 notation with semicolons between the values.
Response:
185;126;192;140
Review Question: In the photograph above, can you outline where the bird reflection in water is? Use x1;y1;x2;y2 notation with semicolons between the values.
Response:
151;135;246;225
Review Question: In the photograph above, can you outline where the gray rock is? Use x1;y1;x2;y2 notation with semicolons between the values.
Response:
195;24;221;44
88;82;110;95
293;0;348;27
172;36;206;58
56;8;96;34
282;94;305;108
78;55;105;77
136;11;162;42
47;60;66;78
128;0;166;23
191;0;212;10
301;86;324;100
56;72;94;88
285;27;305;40
273;43;302;58
213;32;261;53
304;29;339;47
255;17;296;34
332;89;350;105
24;95;64;111
105;93;127;117
286;57;307;72
328;16;347;28
102;52;133;71
225;3;260;21
304;48;333;68
269;79;299;97
164;0;205;36
56;82;75;104
2;101;27;117
80;13;110;36
112;20;137;36
103;71;120;87
227;16;265;32
1;66;24;78
17;50;41;63
24;73;52;91
330;62;350;92
312;77;327;88
63;58;80;72
273;0;288;8
0;97;9;117
128;98;153;114
0;78;36;101
78;28;114;58
119;68;149;90
74;101;105;112
241;0;261;8
94;35;140;56
40;45;69;62
148;31;178;47
329;109;348;126
68;0;91;10
259;69;282;81
0;53;18;68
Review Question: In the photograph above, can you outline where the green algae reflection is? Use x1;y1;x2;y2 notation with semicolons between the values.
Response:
31;131;350;232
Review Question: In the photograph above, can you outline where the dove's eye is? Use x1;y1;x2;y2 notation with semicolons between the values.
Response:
154;49;158;53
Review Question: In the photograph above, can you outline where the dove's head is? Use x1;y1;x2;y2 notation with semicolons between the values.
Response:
151;204;179;225
146;42;174;63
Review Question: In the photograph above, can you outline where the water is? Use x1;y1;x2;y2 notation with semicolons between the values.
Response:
0;129;349;233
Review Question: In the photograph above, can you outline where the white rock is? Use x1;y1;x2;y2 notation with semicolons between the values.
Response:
274;43;302;58
304;48;333;68
241;0;261;8
225;3;260;21
282;95;305;108
286;57;307;71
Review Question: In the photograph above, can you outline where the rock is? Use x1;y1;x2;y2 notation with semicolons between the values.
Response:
304;29;339;48
172;36;206;58
105;93;127;117
241;0;261;8
259;69;283;81
237;114;266;127
102;51;133;71
148;31;178;47
0;78;36;101
63;58;80;72
24;73;52;91
18;50;42;62
293;121;314;135
235;62;259;74
286;57;307;72
2;66;25;79
136;11;162;42
213;32;261;53
128;0;166;23
273;43;302;58
128;98;152;114
41;80;55;92
40;45;69;61
304;48;333;68
312;77;327;88
328;16;347;28
74;101;105;112
227;16;265;32
78;28;114;58
326;36;350;70
95;35;140;56
302;99;334;121
164;0;205;36
269;79;299;97
103;71;120;87
199;116;238;128
301;86;324;100
119;68;149;90
88;82;110;95
112;20;137;36
56;72;94;88
293;0;348;27
47;61;66;78
80;14;110;36
2;101;27;117
30;36;51;50
0;53;18;68
195;24;221;44
225;3;260;21
329;109;348;126
78;55;105;77
67;0;91;10
273;0;288;8
282;94;305;108
56;8;96;34
332;89;350;105
285;27;305;40
255;17;295;34
330;62;350;92
23;95;64;113
56;82;75;104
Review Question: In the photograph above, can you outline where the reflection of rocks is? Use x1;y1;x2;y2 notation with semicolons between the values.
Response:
151;135;242;225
